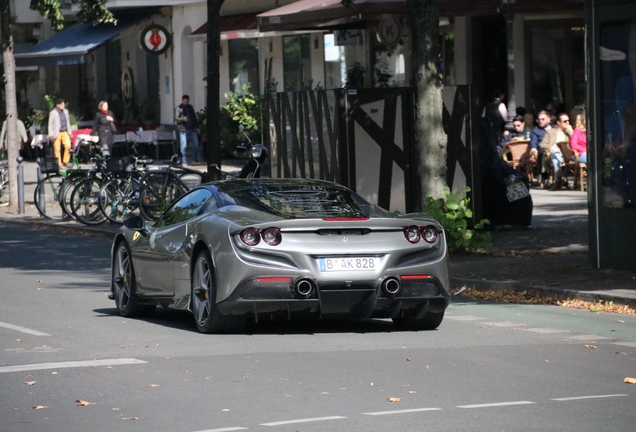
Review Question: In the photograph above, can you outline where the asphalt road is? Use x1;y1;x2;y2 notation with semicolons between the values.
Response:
1;224;635;432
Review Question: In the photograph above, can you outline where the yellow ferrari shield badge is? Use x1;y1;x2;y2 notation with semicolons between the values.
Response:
133;231;140;241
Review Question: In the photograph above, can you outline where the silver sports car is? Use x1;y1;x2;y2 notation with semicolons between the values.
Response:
110;179;450;333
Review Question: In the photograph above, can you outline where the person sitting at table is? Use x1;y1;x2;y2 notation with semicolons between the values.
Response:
502;115;531;146
92;100;116;157
570;113;587;164
540;112;574;190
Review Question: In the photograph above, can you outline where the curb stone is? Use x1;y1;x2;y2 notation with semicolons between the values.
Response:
451;277;636;309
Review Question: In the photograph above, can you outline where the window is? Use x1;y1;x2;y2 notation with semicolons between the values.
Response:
228;39;260;94
158;189;214;227
371;31;407;87
600;19;636;208
528;21;585;114
283;35;312;91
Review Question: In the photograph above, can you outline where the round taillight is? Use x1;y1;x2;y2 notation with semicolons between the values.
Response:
404;225;421;243
262;227;282;246
240;227;261;246
421;226;439;243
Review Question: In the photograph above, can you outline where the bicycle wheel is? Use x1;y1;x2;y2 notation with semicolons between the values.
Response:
59;174;88;220
33;174;66;220
99;177;139;224
139;172;187;221
70;177;107;226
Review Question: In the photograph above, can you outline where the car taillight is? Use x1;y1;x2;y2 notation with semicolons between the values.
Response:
404;225;421;243
262;227;282;246
240;227;260;246
421;226;439;243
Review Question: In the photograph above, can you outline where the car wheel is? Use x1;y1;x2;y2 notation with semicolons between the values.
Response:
393;310;445;331
191;249;243;334
112;240;155;317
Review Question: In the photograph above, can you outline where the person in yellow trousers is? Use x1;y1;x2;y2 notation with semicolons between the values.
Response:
47;98;72;168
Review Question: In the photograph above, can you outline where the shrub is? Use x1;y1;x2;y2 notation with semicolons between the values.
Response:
424;186;492;253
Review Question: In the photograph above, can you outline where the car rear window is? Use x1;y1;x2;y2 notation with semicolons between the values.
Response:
222;183;368;219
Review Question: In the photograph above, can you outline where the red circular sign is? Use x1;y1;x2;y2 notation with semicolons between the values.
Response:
140;24;170;55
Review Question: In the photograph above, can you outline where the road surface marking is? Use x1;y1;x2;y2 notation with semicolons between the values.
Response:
445;315;487;321
482;321;527;327
362;408;443;416
565;335;612;341
260;416;346;426
457;401;536;409
522;328;570;334
192;428;248;432
0;321;50;336
0;358;147;373
612;341;636;347
552;394;629;401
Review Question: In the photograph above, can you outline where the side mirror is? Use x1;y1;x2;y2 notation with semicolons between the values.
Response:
124;215;149;236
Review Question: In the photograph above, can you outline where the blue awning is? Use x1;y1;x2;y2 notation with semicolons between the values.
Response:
15;13;152;67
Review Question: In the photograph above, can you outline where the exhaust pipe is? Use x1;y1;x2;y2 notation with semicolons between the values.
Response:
382;277;401;296
295;279;314;297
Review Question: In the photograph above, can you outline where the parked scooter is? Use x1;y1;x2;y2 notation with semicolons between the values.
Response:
211;125;268;179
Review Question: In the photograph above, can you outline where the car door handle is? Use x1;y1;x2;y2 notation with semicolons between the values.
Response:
167;242;178;253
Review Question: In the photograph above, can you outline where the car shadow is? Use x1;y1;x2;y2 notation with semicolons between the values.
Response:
93;307;422;334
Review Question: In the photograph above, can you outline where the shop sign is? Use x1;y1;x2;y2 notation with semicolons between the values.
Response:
378;19;403;47
140;24;170;55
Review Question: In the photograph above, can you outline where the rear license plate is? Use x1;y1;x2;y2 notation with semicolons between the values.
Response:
506;182;530;202
319;257;378;272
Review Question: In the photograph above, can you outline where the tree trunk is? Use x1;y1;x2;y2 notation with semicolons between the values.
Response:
407;0;447;208
206;0;225;179
1;0;20;211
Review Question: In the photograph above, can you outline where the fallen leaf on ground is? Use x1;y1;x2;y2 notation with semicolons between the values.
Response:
624;377;636;384
32;406;48;410
121;417;138;421
76;400;91;406
614;320;625;323
406;357;411;361
35;280;42;283
387;397;401;402
15;339;22;343
148;384;159;387
321;392;329;395
458;288;636;315
222;409;230;412
584;345;597;349
24;381;35;386
408;391;417;394
51;372;57;375
112;408;121;411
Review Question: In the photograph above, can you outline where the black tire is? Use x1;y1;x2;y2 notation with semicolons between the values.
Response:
69;178;107;225
191;249;243;334
99;177;139;224
33;174;65;220
393;310;445;331
112;240;155;317
59;175;87;220
139;172;187;221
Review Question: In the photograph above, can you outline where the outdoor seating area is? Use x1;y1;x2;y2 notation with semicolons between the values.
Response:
502;140;587;191
22;125;178;163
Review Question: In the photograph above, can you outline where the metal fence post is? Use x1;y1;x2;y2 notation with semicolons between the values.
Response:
36;158;45;215
17;156;25;214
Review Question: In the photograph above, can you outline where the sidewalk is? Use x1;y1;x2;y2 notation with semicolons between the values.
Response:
2;164;635;307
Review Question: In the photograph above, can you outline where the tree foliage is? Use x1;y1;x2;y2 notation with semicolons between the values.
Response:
30;0;115;31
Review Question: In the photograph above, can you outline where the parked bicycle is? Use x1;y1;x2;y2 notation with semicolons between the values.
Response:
0;160;8;207
69;143;152;225
98;152;153;224
138;155;206;221
33;156;87;220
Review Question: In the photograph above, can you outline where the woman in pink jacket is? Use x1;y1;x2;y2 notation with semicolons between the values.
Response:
570;113;587;164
